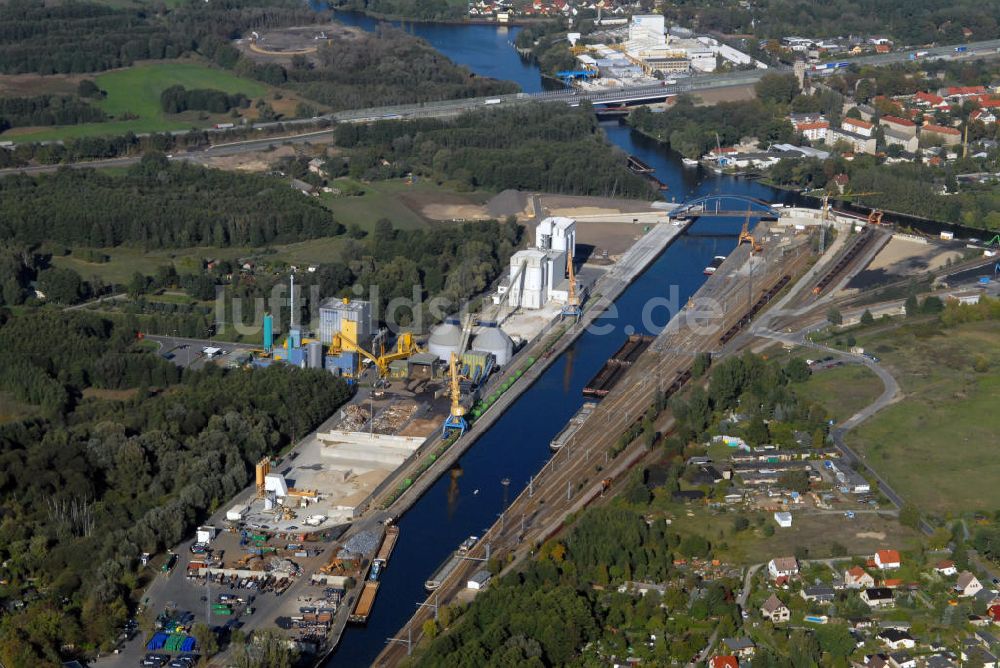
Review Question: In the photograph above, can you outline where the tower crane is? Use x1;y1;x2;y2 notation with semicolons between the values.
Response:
561;249;582;320
441;352;467;438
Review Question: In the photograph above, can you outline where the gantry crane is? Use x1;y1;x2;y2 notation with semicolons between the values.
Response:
441;352;467;439
561;250;582;320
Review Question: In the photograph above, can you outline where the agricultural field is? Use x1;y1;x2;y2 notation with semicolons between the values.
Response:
846;318;1000;516
4;61;299;141
321;178;494;231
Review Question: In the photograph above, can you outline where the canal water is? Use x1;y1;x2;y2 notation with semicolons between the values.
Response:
319;13;790;667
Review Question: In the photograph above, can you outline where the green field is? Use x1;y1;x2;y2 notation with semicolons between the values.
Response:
796;363;884;424
8;61;270;142
321;178;493;231
847;319;1000;516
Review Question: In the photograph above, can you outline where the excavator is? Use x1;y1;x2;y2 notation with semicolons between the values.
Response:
738;212;764;254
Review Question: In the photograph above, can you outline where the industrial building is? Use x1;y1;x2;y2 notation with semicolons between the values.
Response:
319;297;374;350
496;216;579;311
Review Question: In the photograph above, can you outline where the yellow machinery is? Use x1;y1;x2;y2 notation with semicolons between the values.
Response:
441;352;467;438
330;330;421;379
738;212;764;254
561;250;582;320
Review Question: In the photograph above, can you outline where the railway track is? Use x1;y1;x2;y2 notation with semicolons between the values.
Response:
374;225;814;666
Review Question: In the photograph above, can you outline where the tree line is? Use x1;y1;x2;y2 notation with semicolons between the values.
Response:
0;94;107;131
159;85;250;114
0;153;340;248
335;103;656;198
0;309;352;666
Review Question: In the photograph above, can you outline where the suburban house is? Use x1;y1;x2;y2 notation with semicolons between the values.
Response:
935;560;958;576
801;585;836;604
861;587;895;608
972;108;998;125
722;637;755;659
888;651;917;668
877;628;916;650
768;556;799;580
710;657;740;668
956;571;984;597
761;594;790;622
875;549;901;570
914;91;950;110
845;566;876;589
961;643;999;668
920;123;962;147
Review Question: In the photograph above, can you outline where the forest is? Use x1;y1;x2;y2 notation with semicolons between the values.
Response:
334;104;655;198
661;0;1000;45
276;27;517;111
0;95;107;131
0;0;320;75
0;153;340;248
325;0;467;21
0;310;352;666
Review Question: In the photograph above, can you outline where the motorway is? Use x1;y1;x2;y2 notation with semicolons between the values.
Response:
373;221;814;666
5;36;1000;177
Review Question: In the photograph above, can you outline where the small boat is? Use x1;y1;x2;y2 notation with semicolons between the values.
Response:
681;157;699;168
703;255;726;275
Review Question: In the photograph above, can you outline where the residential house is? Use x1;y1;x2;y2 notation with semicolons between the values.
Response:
888;651;916;668
774;511;793;528
722;637;755;659
880;115;918;137
861;587;895;608
941;85;987;101
956;571;984;597
845;566;876;589
921;123;962;147
877;628;915;650
768;556;799;580
843;117;875;137
801;585;836;604
914;91;950;110
962;643;998;668
935;560;957;576
874;549;901;570
307;158;326;175
987;603;1000;622
710;657;740;668
882;578;904;589
761;594;790;622
861;653;890;668
923;655;958;668
972;108;997;124
831;173;850;193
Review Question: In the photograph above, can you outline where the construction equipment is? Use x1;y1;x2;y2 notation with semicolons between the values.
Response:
738;212;764;254
441;352;467;439
330;331;421;379
867;209;884;225
561;250;582;320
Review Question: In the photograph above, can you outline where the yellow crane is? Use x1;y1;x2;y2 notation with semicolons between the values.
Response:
330;331;421;379
561;250;582;320
441;352;467;438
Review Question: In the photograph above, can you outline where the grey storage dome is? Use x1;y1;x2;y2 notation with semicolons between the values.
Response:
428;322;462;362
473;326;513;367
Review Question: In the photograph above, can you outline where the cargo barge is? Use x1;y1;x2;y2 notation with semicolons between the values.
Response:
424;536;478;591
550;402;597;451
583;334;654;398
349;581;380;624
373;525;399;568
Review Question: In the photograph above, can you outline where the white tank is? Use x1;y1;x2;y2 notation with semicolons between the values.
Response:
428;322;462;362
473;326;513;367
